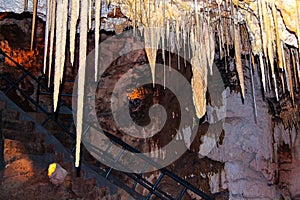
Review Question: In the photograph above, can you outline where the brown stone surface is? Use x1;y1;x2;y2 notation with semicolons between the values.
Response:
0;98;133;200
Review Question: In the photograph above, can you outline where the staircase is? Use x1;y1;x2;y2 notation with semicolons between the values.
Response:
0;48;214;200
0;92;135;199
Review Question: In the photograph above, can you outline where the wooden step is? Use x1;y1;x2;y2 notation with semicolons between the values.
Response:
2;129;37;142
2;119;34;133
4;139;46;156
26;111;47;124
0;100;7;111
1;108;20;120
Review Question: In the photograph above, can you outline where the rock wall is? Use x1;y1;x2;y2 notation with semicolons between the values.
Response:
204;60;300;199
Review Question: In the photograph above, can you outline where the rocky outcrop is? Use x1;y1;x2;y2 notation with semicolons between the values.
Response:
203;62;300;199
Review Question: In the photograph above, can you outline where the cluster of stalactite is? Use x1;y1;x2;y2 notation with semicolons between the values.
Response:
26;0;300;167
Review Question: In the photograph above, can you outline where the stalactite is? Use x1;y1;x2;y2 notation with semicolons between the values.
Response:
43;0;51;74
284;46;294;104
24;0;28;11
162;0;166;89
191;50;207;118
249;52;257;122
182;19;187;67
258;0;267;59
292;49;300;89
282;44;290;94
291;49;298;91
76;0;89;168
33;0;300;169
144;28;158;86
262;0;278;100
259;53;266;94
89;0;93;30
271;3;283;70
69;0;79;66
176;20;180;70
232;6;245;100
207;22;215;76
30;0;38;50
95;0;102;81
54;0;69;111
48;0;56;87
53;0;63;111
296;0;300;58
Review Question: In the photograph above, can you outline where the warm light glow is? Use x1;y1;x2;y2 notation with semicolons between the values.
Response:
0;40;38;69
48;163;57;177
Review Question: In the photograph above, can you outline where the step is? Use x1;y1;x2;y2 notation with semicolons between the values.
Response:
2;119;34;132
1;108;20;120
4;139;46;156
0;100;7;111
26;111;47;124
27;112;74;127
2;129;37;142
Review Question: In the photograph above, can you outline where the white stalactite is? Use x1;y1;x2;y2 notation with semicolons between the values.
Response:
43;0;51;74
75;0;88;168
95;0;102;81
69;0;79;66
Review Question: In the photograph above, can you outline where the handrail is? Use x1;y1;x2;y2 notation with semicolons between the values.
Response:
85;122;214;200
0;47;214;200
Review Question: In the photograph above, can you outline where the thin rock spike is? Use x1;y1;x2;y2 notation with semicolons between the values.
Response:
43;0;51;74
95;0;102;81
30;0;38;50
249;52;257;123
48;0;56;87
76;0;89;168
290;50;298;90
69;0;79;66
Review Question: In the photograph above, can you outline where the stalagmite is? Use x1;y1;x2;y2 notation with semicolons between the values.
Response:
69;0;79;66
43;0;51;74
30;0;38;50
76;0;88;168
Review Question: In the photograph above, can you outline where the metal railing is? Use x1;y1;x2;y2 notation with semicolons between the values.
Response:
0;48;214;200
0;48;75;139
